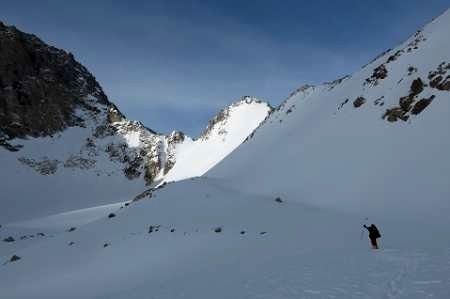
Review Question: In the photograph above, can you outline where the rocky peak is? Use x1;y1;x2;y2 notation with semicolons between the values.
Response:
286;84;315;100
0;21;111;147
198;96;272;141
167;130;185;144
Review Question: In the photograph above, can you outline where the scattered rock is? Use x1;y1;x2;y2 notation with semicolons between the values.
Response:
353;97;366;108
383;108;409;122
10;255;21;262
399;95;415;111
148;225;161;234
3;236;15;242
337;99;349;110
64;155;96;170
386;49;404;63
285;105;295;114
428;62;450;90
383;77;430;123
108;213;116;218
407;66;418;75
17;157;60;175
133;189;153;202
374;64;388;79
374;96;385;106
411;96;435;115
365;64;388;86
410;78;424;95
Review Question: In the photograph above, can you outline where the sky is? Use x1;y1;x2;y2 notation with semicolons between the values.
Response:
1;0;449;136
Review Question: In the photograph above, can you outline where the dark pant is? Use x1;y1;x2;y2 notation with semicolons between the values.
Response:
370;238;378;249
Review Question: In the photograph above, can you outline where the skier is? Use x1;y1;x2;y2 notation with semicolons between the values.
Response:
363;224;381;249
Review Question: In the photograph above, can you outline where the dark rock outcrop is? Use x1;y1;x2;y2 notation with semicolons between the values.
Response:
0;21;110;142
428;62;450;91
383;77;431;122
411;95;435;115
10;255;21;262
353;97;366;108
3;236;15;242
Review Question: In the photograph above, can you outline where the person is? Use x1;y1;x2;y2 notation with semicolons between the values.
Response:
363;224;381;249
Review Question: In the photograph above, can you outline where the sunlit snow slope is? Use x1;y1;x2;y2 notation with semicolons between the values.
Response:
162;97;272;183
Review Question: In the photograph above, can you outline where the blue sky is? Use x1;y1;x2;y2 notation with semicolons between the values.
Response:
1;1;449;136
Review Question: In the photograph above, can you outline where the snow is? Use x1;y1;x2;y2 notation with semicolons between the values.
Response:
0;124;146;223
123;130;141;148
1;178;449;299
0;97;269;223
162;99;272;183
1;8;450;299
7;201;126;230
208;9;450;219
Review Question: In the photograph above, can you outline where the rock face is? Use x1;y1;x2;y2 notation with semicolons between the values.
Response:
0;21;170;185
0;21;108;142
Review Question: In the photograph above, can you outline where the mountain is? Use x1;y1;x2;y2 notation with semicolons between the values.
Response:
1;9;450;299
208;10;450;218
161;97;272;184
0;22;271;222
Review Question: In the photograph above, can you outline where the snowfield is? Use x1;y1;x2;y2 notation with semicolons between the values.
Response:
1;7;450;299
1;178;449;298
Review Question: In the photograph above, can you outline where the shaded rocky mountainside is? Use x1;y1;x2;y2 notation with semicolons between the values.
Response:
0;22;271;222
207;9;450;217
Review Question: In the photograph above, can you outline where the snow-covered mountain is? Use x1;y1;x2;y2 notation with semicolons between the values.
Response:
161;97;272;184
0;22;271;222
208;10;450;219
1;9;450;299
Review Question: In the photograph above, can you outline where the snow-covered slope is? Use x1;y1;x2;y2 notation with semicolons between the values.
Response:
1;177;449;299
1;9;450;299
161;97;272;183
0;23;270;222
209;9;450;219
